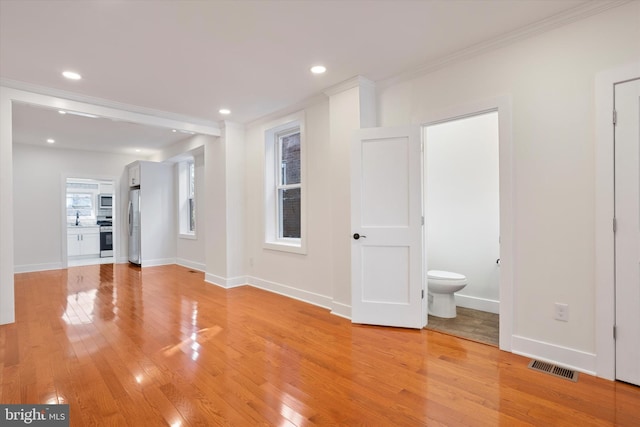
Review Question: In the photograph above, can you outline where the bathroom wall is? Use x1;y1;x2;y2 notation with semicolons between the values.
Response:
425;112;500;313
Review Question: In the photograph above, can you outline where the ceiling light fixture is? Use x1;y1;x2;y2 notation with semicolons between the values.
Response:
58;110;66;115
172;129;177;133
46;138;55;144
135;149;141;153
219;108;231;115
62;71;82;80
310;65;326;74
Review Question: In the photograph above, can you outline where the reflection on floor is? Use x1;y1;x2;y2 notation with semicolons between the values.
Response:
68;257;114;267
426;306;499;346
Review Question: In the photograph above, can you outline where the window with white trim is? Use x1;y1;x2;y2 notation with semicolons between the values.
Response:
265;116;306;253
178;160;196;238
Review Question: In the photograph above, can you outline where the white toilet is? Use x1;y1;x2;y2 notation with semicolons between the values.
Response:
427;270;468;318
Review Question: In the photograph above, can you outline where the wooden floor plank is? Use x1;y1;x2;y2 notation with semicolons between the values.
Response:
1;264;639;426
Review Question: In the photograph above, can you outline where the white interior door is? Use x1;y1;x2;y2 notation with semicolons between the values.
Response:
351;125;424;328
615;78;640;386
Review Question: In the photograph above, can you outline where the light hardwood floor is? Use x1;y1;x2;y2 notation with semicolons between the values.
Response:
1;264;639;426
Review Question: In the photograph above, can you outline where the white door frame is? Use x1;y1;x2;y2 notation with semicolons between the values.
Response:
419;95;514;351
595;61;640;380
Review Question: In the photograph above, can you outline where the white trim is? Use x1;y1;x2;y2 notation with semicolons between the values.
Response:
378;1;630;90
419;95;514;352
178;233;196;240
141;258;176;268
595;61;640;380
176;258;205;272
455;294;499;314
263;112;307;254
247;276;333;310
0;78;221;134
14;262;64;273
324;76;375;97
330;301;352;319
204;273;246;289
512;335;597;376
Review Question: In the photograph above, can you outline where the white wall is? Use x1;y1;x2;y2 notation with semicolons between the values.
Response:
425;112;500;312
176;152;206;271
13;143;139;271
379;2;640;358
244;100;334;306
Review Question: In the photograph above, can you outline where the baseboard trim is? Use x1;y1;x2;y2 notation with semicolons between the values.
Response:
176;258;206;272
455;294;499;314
511;335;596;375
141;258;176;268
331;301;352;319
204;273;246;289
247;276;333;310
14;262;63;273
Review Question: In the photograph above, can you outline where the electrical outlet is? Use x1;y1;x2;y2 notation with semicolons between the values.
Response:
554;303;569;322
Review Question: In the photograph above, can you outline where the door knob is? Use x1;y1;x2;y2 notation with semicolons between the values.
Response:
353;233;367;240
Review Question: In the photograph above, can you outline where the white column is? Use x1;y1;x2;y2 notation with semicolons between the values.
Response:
325;76;376;317
0;88;15;325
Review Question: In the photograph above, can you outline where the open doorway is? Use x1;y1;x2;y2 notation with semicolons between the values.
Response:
66;177;115;267
423;111;500;346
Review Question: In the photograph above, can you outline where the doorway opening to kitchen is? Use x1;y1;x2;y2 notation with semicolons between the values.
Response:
66;177;115;267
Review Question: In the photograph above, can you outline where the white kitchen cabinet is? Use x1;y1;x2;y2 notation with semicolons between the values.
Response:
128;164;141;187
67;227;100;257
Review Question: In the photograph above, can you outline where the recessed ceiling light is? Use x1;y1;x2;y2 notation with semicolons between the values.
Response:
46;138;55;144
219;108;231;115
62;71;82;80
310;65;326;74
172;129;177;133
135;149;141;153
58;110;67;115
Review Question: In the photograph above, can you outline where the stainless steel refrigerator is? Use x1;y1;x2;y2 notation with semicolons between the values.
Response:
128;187;141;265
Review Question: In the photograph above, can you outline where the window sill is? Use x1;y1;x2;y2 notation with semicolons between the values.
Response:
264;240;306;255
179;233;197;240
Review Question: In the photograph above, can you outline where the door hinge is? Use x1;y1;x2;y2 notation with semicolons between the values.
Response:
421;216;424;226
421;289;424;299
613;109;617;126
613;325;617;340
613;218;617;233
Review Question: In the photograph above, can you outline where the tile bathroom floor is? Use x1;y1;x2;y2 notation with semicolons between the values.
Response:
426;306;499;346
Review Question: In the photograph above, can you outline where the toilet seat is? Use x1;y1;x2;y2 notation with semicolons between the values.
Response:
427;270;467;287
427;270;466;280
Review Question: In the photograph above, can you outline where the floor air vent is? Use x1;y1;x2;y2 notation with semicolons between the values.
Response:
528;360;579;382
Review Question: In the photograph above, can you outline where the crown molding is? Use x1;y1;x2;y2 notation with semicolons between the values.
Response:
245;92;327;129
323;75;375;97
0;77;220;130
378;0;631;89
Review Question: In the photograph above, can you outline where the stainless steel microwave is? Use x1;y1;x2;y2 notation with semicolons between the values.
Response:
98;194;113;209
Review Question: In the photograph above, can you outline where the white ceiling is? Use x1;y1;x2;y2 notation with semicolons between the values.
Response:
1;0;613;154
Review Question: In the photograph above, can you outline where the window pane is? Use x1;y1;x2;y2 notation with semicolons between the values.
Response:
189;162;195;198
189;198;195;232
279;188;301;238
66;193;94;218
280;132;300;185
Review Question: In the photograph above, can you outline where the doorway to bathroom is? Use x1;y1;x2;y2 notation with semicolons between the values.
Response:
423;111;500;346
